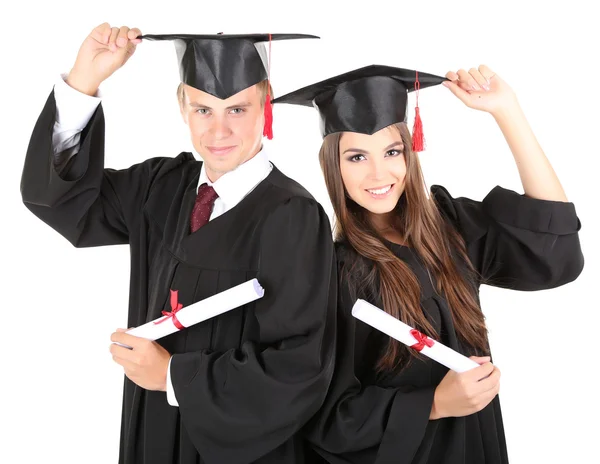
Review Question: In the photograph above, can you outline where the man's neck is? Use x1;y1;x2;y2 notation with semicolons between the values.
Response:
205;144;264;183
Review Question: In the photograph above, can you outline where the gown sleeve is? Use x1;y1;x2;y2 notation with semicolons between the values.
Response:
20;90;165;247
169;196;338;464
304;267;436;464
431;184;584;290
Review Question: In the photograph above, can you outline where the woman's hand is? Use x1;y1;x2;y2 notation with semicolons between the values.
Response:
442;65;519;117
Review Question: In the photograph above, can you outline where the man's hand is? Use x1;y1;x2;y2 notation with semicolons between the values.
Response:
67;23;142;95
110;328;171;391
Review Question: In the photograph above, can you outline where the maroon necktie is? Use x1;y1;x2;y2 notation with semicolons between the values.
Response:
190;183;219;233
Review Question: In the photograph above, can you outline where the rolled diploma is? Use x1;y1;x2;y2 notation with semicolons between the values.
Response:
117;279;264;348
352;299;479;372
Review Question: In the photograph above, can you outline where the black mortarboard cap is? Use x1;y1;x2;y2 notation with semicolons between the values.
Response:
271;64;448;150
140;33;319;100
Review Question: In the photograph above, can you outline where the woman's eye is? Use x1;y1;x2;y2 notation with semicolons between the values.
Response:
349;154;366;162
386;149;402;157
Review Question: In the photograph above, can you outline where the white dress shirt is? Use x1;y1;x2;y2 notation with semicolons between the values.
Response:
52;74;273;407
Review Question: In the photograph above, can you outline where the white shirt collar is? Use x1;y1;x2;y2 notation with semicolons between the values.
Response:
197;144;272;208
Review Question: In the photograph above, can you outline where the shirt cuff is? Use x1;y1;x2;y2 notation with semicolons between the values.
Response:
53;73;102;130
166;355;179;407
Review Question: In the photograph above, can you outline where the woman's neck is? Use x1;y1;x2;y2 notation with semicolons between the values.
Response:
369;212;406;246
369;211;394;231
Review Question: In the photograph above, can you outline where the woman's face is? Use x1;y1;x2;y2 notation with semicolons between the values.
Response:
339;125;407;216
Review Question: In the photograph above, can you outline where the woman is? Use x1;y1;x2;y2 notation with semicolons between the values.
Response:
272;64;584;463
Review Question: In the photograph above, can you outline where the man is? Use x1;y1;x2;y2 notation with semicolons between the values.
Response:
21;23;336;464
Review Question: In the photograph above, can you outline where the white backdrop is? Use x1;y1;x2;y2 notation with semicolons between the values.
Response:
2;1;598;463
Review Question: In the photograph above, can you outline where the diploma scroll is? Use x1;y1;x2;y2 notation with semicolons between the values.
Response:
352;299;479;372
117;279;265;348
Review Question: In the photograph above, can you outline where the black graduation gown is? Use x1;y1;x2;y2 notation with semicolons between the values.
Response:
305;184;584;464
20;91;337;464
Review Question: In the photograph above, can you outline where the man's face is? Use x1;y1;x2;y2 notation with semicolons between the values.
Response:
180;83;265;181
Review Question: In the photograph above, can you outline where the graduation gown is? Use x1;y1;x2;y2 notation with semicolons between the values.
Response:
20;91;337;464
305;184;584;464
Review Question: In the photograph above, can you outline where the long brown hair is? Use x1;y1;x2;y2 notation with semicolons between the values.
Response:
320;122;489;371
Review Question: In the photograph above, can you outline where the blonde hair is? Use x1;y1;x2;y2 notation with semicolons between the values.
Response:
177;79;273;107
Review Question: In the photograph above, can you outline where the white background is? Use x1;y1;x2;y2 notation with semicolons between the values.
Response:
2;1;598;463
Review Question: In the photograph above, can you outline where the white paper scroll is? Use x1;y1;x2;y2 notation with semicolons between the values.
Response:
116;279;265;348
351;299;479;372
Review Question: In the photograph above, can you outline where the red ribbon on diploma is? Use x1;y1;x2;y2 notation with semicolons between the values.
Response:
153;290;185;330
410;329;435;352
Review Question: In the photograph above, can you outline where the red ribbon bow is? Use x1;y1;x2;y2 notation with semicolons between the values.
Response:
153;289;185;330
410;329;435;352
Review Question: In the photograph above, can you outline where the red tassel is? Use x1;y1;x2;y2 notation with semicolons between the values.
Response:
412;106;424;152
411;70;425;152
263;93;273;140
263;32;273;140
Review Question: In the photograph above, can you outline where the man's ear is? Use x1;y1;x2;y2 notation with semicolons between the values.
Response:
180;101;188;124
178;83;188;124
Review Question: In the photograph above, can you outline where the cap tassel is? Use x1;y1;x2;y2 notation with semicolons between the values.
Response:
412;71;425;152
412;106;424;152
263;95;273;139
263;33;274;140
